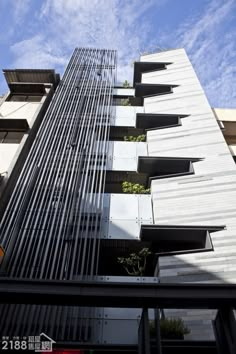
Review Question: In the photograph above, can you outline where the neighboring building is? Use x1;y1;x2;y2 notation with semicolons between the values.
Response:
0;69;60;218
0;48;235;352
213;108;236;162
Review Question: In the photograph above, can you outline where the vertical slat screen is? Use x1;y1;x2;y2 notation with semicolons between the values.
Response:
0;48;117;342
0;48;116;281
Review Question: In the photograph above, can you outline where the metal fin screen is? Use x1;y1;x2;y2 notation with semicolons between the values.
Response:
0;48;117;281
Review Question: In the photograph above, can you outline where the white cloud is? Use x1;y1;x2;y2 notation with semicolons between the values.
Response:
156;0;236;107
183;0;236;107
12;0;31;24
10;35;68;69
10;0;161;84
7;0;236;106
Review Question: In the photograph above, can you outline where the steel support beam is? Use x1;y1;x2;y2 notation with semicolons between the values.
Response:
0;279;236;309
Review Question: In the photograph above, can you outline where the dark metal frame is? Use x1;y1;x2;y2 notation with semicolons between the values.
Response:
1;278;236;308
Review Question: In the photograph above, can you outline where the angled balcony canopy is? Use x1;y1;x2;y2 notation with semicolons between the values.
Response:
140;224;225;257
3;69;60;89
135;83;178;99
136;113;189;131
133;61;172;85
137;156;203;184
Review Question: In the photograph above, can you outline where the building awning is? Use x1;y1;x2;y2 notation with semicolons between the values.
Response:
3;69;60;89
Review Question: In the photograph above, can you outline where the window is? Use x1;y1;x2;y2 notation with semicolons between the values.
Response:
7;95;42;102
0;131;24;143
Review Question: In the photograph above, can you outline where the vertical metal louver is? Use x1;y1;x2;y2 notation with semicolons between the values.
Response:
0;48;117;281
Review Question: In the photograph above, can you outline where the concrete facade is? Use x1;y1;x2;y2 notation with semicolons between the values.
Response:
139;49;236;283
0;70;59;218
140;48;236;339
100;49;236;341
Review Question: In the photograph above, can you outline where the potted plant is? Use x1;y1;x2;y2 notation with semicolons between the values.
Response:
124;135;146;142
117;248;152;276
122;181;150;194
122;80;130;88
149;318;190;340
121;98;131;106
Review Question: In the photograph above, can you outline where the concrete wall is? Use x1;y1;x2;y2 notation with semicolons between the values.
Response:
0;101;42;127
213;108;236;122
0;100;43;179
0;144;20;174
0;86;55;218
213;108;236;157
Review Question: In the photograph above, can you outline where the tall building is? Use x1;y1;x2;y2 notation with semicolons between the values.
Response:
0;48;236;353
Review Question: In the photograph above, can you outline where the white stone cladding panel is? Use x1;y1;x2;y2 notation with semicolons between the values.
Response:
111;157;137;171
141;49;236;285
108;141;147;171
113;88;135;96
144;92;210;114
106;194;152;239
108;219;140;239
113;106;143;126
143;68;200;85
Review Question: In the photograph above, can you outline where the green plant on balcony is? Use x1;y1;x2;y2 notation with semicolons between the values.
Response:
117;248;152;276
122;181;150;194
120;98;131;106
149;318;190;339
124;135;146;142
122;80;130;88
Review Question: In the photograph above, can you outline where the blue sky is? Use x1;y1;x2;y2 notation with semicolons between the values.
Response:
0;0;235;107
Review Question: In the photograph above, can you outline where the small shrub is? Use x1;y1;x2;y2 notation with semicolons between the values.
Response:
117;248;152;276
149;318;190;339
124;135;146;142
122;181;150;194
122;80;130;88
121;98;131;106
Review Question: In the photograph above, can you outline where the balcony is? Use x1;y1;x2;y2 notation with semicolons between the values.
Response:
109;113;189;141
98;238;155;276
137;156;202;185
133;61;172;85
135;83;178;101
139;224;224;257
136;113;188;130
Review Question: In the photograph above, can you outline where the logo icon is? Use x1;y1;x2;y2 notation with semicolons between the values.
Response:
29;333;56;352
